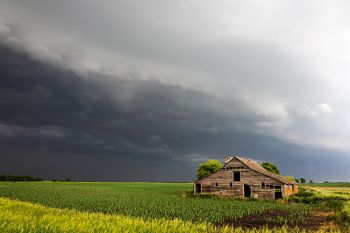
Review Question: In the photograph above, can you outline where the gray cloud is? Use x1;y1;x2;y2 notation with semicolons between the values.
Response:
1;1;350;181
0;43;349;182
1;1;350;152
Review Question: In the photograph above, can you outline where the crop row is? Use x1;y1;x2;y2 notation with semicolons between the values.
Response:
0;197;316;233
0;182;313;224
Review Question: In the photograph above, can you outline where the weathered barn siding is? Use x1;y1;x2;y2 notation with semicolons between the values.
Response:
284;184;298;196
194;156;298;200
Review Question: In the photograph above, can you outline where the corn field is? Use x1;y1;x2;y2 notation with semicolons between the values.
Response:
0;197;331;233
0;182;312;223
0;182;347;232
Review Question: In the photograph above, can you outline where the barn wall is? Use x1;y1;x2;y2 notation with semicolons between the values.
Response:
284;184;298;196
195;158;295;199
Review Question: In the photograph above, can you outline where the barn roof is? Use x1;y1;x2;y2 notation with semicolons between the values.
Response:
195;156;296;184
227;156;296;184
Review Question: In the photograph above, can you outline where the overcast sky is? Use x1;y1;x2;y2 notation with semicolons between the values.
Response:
1;1;350;181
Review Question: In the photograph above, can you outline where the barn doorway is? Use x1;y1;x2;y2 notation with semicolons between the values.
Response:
195;184;201;194
274;186;282;199
244;184;251;197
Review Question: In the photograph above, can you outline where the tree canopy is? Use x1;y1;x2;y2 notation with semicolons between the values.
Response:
285;175;295;182
261;162;280;174
196;159;222;179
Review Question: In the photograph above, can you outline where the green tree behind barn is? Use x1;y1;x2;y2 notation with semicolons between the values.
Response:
260;162;280;174
285;175;295;182
196;160;222;179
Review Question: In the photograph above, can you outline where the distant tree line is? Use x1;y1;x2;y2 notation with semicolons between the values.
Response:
0;174;42;181
295;178;315;183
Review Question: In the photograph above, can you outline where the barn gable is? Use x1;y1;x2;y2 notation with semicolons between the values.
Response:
225;156;295;185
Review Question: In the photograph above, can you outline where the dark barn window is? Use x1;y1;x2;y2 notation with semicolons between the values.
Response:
262;183;265;189
230;182;233;187
195;184;201;193
274;186;282;199
215;182;218;186
233;172;240;181
244;184;251;197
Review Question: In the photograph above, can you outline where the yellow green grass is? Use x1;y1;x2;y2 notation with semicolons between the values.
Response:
303;186;350;230
1;182;349;232
0;182;312;224
0;197;305;233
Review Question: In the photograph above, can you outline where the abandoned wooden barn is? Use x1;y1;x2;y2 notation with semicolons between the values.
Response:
194;156;298;199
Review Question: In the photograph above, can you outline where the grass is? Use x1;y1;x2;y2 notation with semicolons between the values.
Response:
2;182;349;232
0;197;326;233
0;197;214;233
300;185;350;230
0;182;313;224
301;182;350;188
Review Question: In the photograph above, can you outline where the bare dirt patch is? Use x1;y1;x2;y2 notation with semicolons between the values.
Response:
216;210;332;231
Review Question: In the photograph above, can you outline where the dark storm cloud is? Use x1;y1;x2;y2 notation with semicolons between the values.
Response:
0;45;244;180
0;44;257;160
1;1;350;181
1;44;349;182
1;1;350;152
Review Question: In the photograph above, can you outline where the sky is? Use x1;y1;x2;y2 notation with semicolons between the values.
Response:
0;1;350;181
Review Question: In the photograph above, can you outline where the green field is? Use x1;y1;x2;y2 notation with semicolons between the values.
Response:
301;182;350;187
0;182;312;223
0;197;302;233
0;182;349;232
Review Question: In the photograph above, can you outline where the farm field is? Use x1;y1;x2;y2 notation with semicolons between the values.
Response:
0;182;349;232
303;184;350;230
0;182;312;223
0;197;306;233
